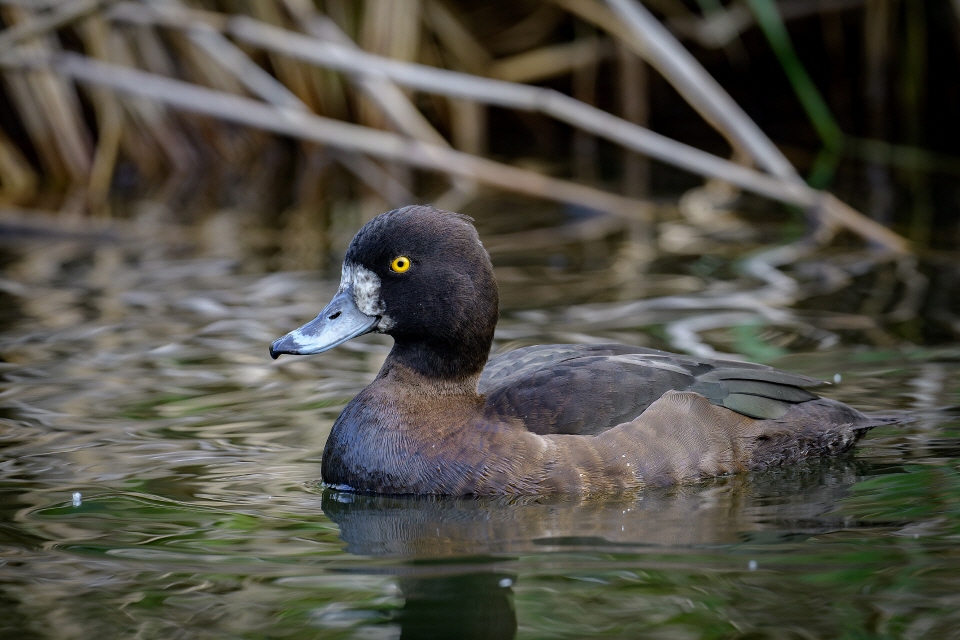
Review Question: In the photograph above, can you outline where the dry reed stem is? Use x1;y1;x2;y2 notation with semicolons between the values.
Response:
0;0;110;49
277;0;350;118
76;16;122;214
616;42;649;197
1;51;648;219
247;2;321;111
102;8;910;251
666;0;864;49
0;205;124;240
485;212;627;254
336;153;415;207
161;0;307;112
0;1;910;253
282;0;473;199
184;1;414;205
220;18;811;201
98;23;192;181
489;37;612;83
283;2;449;147
604;0;800;183
354;0;421;207
1;65;65;181
1;6;91;184
0;127;37;204
572;1;906;252
448;98;485;157
572;25;599;183
412;2;486;200
486;3;568;54
422;1;492;74
358;0;422;131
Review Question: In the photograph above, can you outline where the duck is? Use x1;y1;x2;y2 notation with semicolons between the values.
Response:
270;204;898;496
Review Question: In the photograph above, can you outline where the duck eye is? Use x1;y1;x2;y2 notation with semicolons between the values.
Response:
390;256;411;273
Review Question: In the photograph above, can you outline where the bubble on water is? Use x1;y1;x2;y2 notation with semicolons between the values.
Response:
72;492;82;507
748;560;758;571
833;373;842;383
498;578;513;588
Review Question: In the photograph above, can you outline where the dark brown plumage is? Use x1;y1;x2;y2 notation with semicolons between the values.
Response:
271;205;902;495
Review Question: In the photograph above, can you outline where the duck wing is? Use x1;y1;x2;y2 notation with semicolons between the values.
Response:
480;344;824;436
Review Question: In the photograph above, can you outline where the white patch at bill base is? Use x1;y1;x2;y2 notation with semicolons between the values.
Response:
342;262;394;331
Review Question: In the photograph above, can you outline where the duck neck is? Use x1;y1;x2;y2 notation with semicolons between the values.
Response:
382;331;493;392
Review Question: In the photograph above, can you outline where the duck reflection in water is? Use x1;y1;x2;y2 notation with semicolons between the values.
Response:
320;458;878;640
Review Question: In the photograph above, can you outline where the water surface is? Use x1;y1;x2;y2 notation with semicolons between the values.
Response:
1;222;958;639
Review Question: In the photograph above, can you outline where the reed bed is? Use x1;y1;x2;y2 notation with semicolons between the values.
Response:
0;0;955;257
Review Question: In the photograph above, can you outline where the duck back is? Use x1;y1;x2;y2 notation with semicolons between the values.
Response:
481;344;825;436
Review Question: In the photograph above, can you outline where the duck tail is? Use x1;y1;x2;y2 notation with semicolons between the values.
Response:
852;410;915;430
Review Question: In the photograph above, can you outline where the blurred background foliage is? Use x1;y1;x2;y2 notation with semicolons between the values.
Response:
0;2;957;225
0;0;957;282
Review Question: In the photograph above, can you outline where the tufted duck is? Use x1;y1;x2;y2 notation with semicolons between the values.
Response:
271;205;900;495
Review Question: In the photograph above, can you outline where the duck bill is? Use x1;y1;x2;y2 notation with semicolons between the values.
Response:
270;287;378;359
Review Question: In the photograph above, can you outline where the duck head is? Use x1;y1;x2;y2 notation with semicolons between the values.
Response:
270;205;499;380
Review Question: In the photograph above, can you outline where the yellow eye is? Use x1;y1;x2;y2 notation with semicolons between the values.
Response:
390;256;411;273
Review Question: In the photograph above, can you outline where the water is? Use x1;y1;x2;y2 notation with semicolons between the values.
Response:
1;219;959;639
